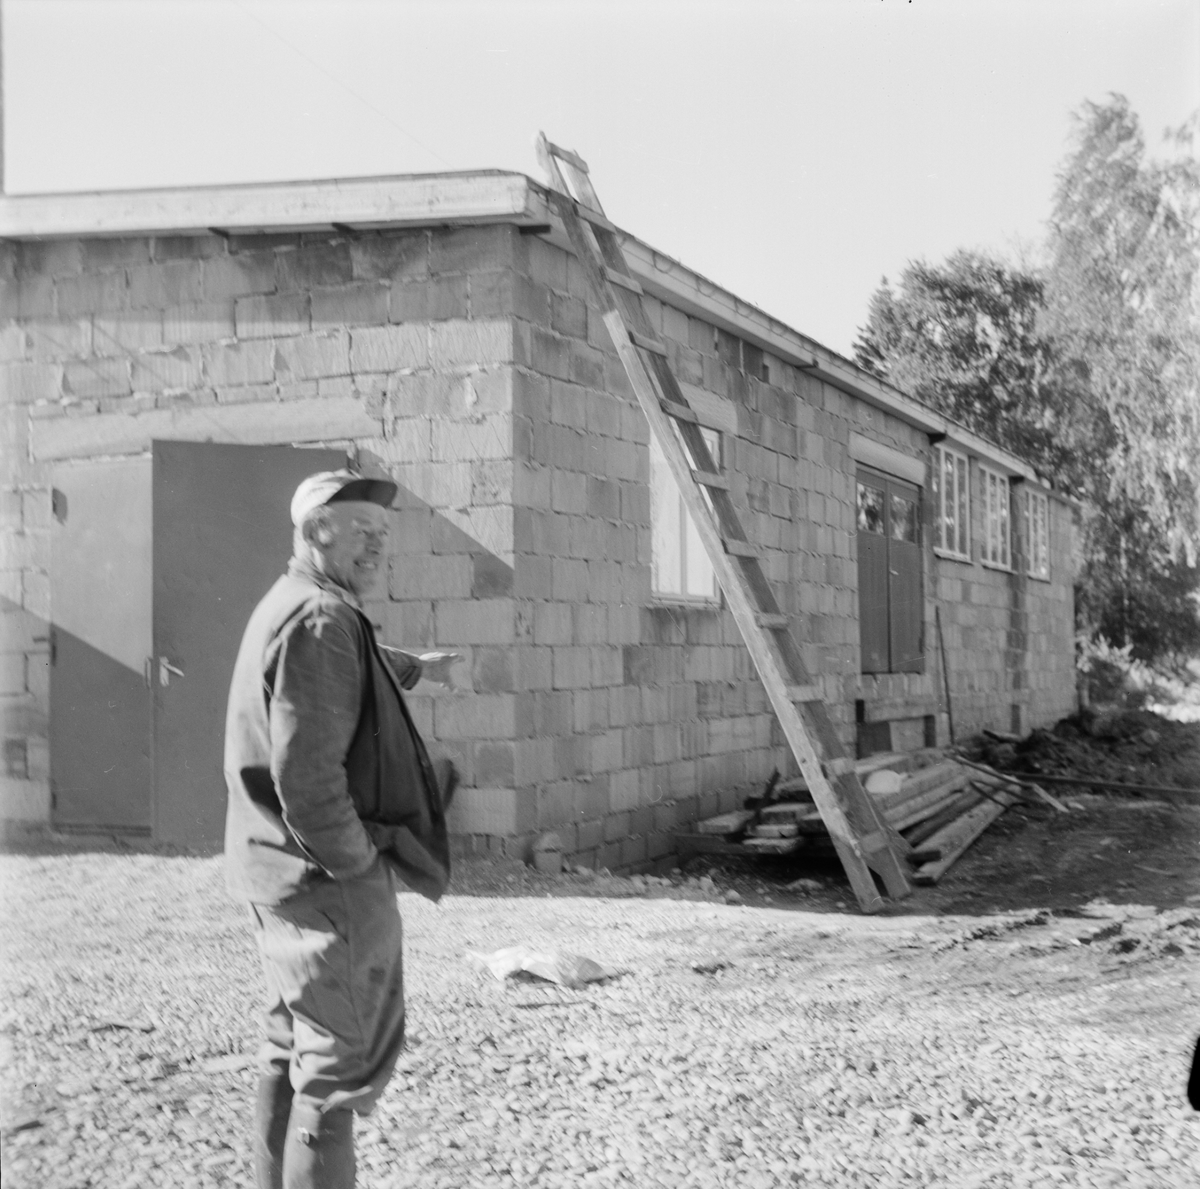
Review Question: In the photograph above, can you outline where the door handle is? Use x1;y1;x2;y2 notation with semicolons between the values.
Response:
158;657;185;686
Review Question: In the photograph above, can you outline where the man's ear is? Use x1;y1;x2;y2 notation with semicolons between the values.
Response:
301;515;337;548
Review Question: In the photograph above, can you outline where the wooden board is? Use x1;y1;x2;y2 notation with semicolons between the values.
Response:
910;792;1019;885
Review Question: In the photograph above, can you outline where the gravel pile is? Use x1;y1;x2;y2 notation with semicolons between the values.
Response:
2;848;1197;1188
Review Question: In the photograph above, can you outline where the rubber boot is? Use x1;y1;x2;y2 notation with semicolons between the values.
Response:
254;1070;294;1189
283;1101;356;1189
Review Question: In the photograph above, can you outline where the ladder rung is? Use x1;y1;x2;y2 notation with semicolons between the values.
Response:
660;399;698;423
576;203;618;233
545;141;590;174
723;538;762;558
825;757;856;778
691;469;728;490
631;331;669;356
604;266;644;295
787;684;820;703
756;612;788;629
859;830;890;854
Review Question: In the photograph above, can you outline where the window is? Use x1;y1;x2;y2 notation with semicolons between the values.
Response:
651;429;720;601
981;467;1012;568
1025;490;1050;579
932;446;970;559
857;468;923;674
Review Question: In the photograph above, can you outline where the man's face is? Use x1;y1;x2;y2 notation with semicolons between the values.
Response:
316;501;390;597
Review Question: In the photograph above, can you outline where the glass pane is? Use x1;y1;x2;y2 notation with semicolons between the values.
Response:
650;437;683;594
857;482;885;534
684;504;716;597
890;493;917;542
956;456;969;555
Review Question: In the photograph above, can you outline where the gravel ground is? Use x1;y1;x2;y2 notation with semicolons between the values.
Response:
1;846;1198;1189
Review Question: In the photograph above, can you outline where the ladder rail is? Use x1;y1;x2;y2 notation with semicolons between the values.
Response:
537;134;910;910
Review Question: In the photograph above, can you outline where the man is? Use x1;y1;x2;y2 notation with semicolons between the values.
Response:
224;469;457;1189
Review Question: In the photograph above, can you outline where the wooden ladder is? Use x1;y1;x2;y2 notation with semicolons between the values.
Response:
536;134;911;913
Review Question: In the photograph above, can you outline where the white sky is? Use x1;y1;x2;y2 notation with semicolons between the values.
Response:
4;0;1197;356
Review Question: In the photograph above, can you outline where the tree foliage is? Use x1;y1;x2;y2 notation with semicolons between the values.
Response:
854;95;1200;666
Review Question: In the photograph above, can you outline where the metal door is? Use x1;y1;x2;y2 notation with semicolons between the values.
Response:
49;459;154;831
151;441;345;847
855;474;890;674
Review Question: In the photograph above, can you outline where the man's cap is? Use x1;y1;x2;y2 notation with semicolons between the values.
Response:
290;469;398;526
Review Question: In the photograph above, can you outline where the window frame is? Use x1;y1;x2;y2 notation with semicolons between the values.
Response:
1024;489;1051;581
980;465;1013;570
649;427;722;605
932;445;972;562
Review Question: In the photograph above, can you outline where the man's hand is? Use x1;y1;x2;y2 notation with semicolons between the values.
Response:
418;651;461;689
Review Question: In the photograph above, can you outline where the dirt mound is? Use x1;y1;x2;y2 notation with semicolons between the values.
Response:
967;708;1200;795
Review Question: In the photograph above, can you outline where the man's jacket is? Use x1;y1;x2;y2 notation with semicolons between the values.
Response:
224;558;450;905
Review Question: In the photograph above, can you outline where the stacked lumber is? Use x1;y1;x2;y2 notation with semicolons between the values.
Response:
678;753;1021;883
869;762;1019;884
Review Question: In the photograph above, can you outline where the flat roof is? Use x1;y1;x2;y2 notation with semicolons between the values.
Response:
0;169;1047;486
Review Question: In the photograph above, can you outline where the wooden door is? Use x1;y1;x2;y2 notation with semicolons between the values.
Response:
856;467;924;675
151;441;346;847
49;459;153;831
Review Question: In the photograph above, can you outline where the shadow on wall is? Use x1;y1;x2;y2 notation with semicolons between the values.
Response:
0;595;52;826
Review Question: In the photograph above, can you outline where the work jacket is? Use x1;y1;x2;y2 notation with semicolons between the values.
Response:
223;557;450;905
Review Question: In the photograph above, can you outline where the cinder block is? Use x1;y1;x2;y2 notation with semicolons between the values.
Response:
474;740;515;786
80;238;151;271
202;252;276;301
471;272;550;323
277;243;353;292
162;302;235;345
446;786;521;837
430;417;508;463
273;332;350;381
203;339;275;388
235;292;309;339
435;598;515;645
128;260;204;310
23;317;90;362
131;346;203;393
603;812;630;844
62;357;130;399
92;313;162;357
2;361;62;405
533;603;571;646
429;319;515;368
387;552;471;600
390;277;469;323
550;293;587;339
549;380;588;430
527;238;568;291
529;329;570;380
550;558;588;602
609;768;639;811
152;234;225;262
17;239;84;278
0;653;25;695
472;553;513;598
470;459;513;508
434;693;515;739
551;646;590;690
55;271;127;318
349;324;428;373
351;233;429;282
429;226;522;277
473;647;514;694
312;283;389;329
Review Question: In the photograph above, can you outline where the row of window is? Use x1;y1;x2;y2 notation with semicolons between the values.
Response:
933;446;1051;579
651;436;1054;603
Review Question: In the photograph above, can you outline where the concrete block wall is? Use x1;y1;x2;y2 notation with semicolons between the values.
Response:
0;226;532;837
933;474;1077;740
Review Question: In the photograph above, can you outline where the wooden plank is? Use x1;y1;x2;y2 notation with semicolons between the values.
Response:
787;684;820;703
543;140;590;174
674;832;751;857
660;399;700;424
604;266;644;294
576;203;620;234
723;538;762;558
885;788;964;832
630;330;669;356
692;469;729;490
874;767;968;814
695;810;754;836
0;172;541;240
755;612;788;629
743;835;806;855
904;790;985;847
910;792;1018;885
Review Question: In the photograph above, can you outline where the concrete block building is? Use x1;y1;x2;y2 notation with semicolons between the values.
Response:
0;171;1080;866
